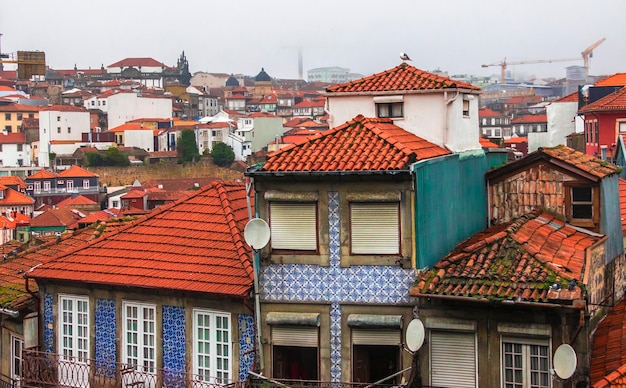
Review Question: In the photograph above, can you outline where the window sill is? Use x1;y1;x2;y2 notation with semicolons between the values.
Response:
341;255;409;268
265;252;330;266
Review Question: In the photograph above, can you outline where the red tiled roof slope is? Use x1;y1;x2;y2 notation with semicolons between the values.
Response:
326;63;480;93
591;298;626;386
56;195;98;207
555;92;579;103
29;181;254;298
57;165;97;178
595;73;626;87
541;145;620;179
412;209;604;303
260;114;450;172
579;86;626;113
27;169;56;179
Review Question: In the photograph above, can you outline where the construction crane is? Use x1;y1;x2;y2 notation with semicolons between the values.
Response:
482;38;606;84
482;57;581;84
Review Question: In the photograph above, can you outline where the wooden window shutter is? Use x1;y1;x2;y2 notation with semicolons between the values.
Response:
270;202;317;250
350;203;399;254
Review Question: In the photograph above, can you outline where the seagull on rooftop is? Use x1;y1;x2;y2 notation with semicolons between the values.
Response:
400;52;412;61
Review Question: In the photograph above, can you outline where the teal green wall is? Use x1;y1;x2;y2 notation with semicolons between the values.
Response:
412;150;507;269
600;175;624;262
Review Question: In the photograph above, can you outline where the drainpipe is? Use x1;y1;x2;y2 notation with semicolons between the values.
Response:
24;264;42;348
246;177;264;374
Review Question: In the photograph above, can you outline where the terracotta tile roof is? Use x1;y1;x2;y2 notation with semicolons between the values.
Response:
0;221;127;310
57;165;98;178
30;208;84;229
555;92;579;103
0;132;25;144
107;57;168;68
590;298;626;386
325;63;481;93
540;145;621;179
504;137;528;144
619;178;626;236
0;176;26;189
0;103;40;112
108;123;146;132
21;117;39;129
0;188;35;206
479;138;500;149
29;181;254;297
56;195;98;207
412;209;604;303
40;105;88;112
258;115;450;173
479;108;502;117
294;100;325;108
121;189;147;199
579;86;626;113
595;73;626;87
512;115;547;124
26;169;55;179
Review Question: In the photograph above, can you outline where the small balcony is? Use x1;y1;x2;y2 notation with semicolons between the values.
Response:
22;350;244;388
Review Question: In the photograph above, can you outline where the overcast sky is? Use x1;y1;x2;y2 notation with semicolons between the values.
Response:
1;0;624;81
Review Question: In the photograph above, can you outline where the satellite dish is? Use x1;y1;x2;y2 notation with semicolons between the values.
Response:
405;319;425;352
553;344;577;379
244;218;270;250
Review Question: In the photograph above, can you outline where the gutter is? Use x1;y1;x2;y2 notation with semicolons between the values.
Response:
414;293;586;311
0;307;19;318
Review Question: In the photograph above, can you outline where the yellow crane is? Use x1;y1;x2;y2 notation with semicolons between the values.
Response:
482;38;606;84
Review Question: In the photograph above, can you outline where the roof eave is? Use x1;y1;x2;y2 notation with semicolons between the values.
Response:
322;87;481;97
246;169;411;178
412;292;585;310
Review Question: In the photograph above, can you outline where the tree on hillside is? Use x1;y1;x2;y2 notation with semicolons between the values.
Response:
85;148;130;167
85;152;104;166
177;129;200;163
211;142;235;167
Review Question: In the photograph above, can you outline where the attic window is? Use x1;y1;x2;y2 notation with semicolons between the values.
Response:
571;187;593;220
376;103;403;119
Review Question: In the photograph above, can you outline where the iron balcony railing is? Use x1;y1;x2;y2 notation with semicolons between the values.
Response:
21;350;244;388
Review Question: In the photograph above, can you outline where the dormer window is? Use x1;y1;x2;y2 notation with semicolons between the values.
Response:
571;187;593;220
374;95;403;119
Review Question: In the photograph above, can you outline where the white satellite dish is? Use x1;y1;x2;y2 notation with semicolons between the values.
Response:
405;319;425;352
244;218;270;250
553;344;577;379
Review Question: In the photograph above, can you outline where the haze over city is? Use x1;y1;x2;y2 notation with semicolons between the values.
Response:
1;0;625;80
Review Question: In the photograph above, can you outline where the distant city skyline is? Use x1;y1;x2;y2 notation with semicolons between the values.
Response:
1;0;624;81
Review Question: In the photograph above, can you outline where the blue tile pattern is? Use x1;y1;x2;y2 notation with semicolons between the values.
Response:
95;299;116;378
162;305;186;375
238;314;256;381
259;192;418;382
44;293;53;354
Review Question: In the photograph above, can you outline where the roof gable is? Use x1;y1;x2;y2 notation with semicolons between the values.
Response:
258;114;450;173
487;145;620;182
412;209;604;303
29;181;254;298
579;86;626;113
326;63;481;93
57;165;98;178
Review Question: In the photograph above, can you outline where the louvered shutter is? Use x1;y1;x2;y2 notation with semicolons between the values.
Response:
352;329;400;346
272;326;318;347
351;203;399;254
270;203;317;250
430;331;477;388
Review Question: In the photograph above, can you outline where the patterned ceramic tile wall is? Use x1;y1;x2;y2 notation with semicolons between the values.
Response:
44;293;53;353
162;305;186;375
259;192;417;382
95;299;116;377
238;314;256;381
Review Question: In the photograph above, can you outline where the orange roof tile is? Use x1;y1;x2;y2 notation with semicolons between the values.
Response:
555;92;579;103
579;86;626;113
0;221;128;310
56;195;98;207
0;132;26;144
591;298;626;385
0;188;35;206
40;105;88;112
108;123;146;132
0;176;27;189
29;181;254;298
26;169;56;179
595;73;626;87
411;209;604;303
512;115;547;124
258;114;451;173
30;208;84;229
326;63;481;93
107;57;169;68
57;165;98;178
479;108;502;117
479;138;500;149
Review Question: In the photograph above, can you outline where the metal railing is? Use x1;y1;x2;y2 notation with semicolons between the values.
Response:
0;372;17;388
22;350;244;388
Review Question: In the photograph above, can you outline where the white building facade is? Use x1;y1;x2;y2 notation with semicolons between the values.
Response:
106;92;173;129
38;106;91;167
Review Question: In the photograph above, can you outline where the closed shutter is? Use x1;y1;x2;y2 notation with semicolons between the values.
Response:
352;329;400;346
351;203;399;254
272;326;318;347
430;331;476;388
270;203;317;250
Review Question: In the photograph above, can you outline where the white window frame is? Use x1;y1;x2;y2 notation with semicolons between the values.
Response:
376;102;403;118
350;202;400;255
43;181;50;192
11;335;23;383
58;294;90;362
82;179;89;189
122;301;156;375
270;202;317;251
501;337;551;388
193;309;232;383
67;180;74;191
34;182;41;194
